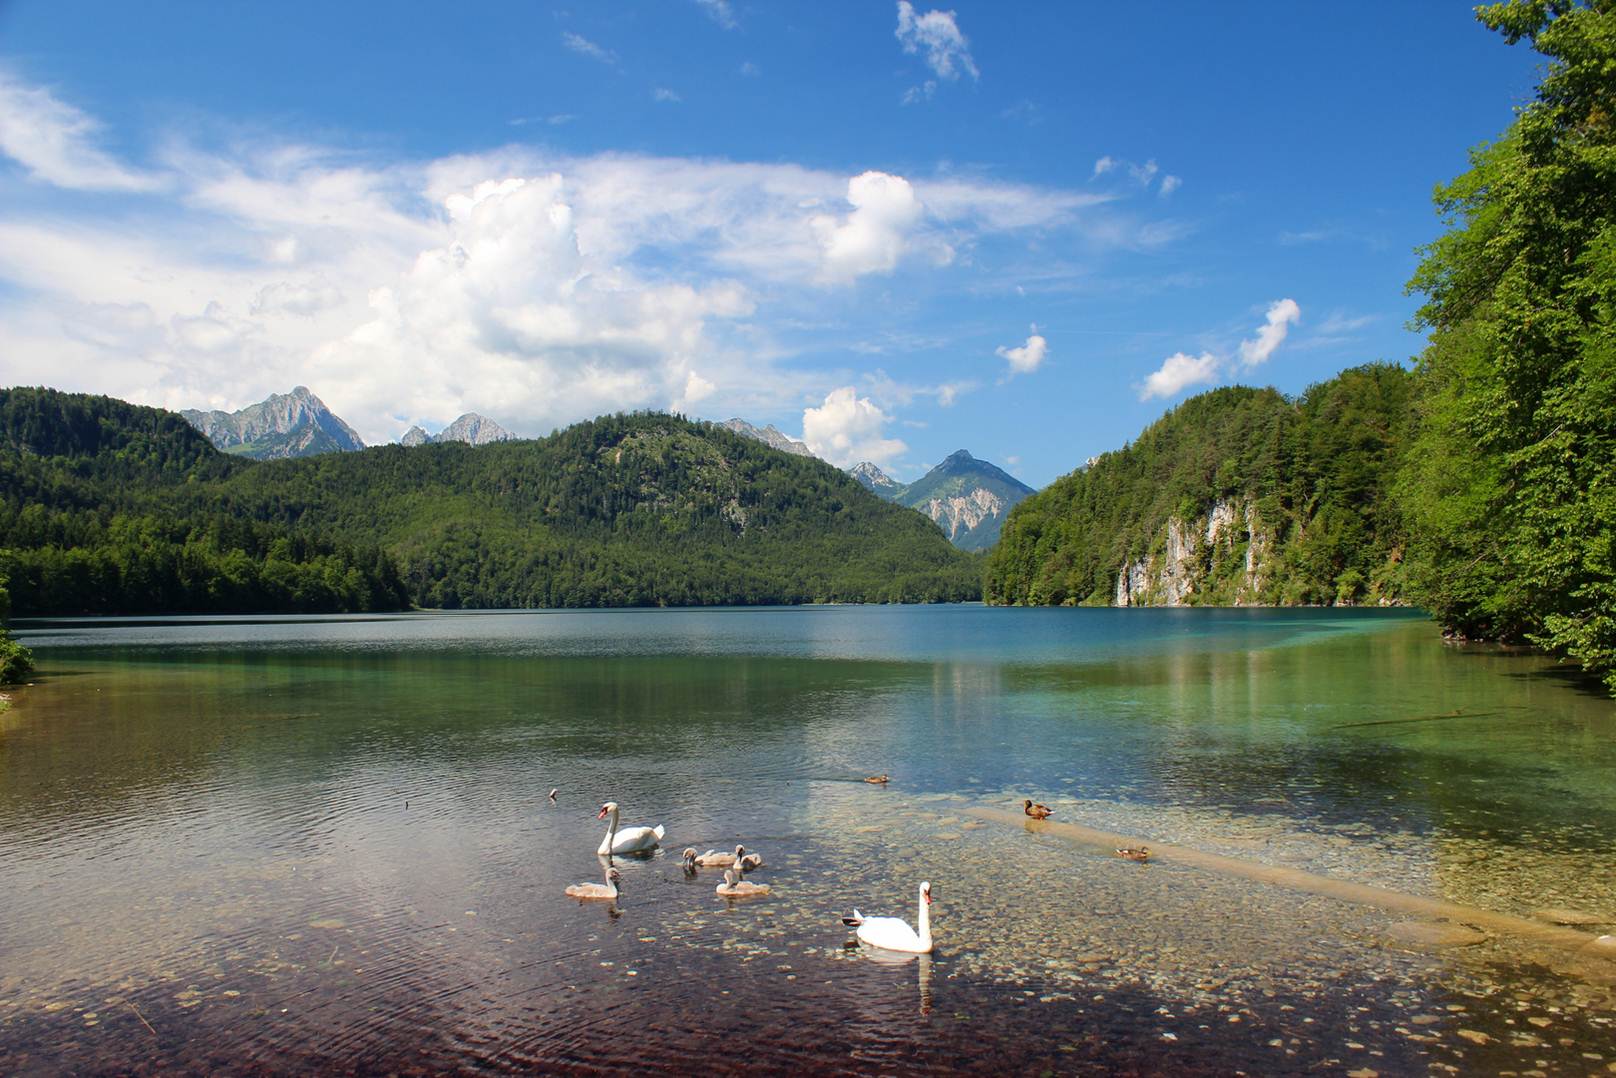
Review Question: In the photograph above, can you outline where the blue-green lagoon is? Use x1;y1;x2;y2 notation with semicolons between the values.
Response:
3;606;1615;1073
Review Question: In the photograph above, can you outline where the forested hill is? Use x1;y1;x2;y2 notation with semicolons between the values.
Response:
984;364;1412;608
0;387;409;615
216;412;981;607
0;391;980;613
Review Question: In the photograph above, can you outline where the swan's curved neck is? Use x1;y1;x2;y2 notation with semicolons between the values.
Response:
917;887;932;949
599;806;620;853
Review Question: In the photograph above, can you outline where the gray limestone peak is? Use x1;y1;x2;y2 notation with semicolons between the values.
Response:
721;418;814;458
401;413;516;446
180;386;364;460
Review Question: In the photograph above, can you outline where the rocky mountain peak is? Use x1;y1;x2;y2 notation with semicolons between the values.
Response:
180;387;364;460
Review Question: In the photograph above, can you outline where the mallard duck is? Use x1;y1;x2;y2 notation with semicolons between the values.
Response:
864;774;890;785
1023;799;1053;820
1116;846;1150;862
716;867;771;898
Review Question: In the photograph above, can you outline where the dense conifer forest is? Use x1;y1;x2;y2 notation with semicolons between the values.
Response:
983;364;1411;608
0;391;979;616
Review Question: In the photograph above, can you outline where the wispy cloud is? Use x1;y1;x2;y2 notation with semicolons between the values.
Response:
895;1;978;102
509;114;576;127
561;31;617;66
0;68;165;192
652;87;682;104
1158;175;1181;198
695;0;738;29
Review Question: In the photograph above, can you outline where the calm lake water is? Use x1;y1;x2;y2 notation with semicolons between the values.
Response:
3;606;1615;1074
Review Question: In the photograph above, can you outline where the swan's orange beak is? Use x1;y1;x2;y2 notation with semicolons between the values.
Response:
596;805;609;819
924;889;933;905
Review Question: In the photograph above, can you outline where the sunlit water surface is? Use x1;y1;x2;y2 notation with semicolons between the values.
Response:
3;606;1615;1074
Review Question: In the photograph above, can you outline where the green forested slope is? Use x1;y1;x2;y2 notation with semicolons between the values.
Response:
217;412;981;607
0;388;410;615
984;364;1411;607
0;391;979;613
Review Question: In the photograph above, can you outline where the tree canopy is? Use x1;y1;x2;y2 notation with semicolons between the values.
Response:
1399;0;1616;688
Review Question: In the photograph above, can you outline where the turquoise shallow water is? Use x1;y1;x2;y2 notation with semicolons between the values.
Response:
3;606;1615;1074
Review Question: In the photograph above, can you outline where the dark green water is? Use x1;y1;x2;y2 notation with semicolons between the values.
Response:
2;606;1614;1074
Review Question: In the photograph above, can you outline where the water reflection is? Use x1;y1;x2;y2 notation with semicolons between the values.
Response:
2;607;1615;1072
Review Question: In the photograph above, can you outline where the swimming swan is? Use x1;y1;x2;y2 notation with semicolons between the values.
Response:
565;865;621;901
682;844;745;869
716;867;771;898
596;801;665;856
842;881;933;953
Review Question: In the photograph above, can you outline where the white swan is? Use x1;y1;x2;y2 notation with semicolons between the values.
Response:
565;865;621;901
842;881;933;953
596;801;664;856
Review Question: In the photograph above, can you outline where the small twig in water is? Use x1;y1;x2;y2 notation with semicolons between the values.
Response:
127;1002;157;1036
326;944;339;965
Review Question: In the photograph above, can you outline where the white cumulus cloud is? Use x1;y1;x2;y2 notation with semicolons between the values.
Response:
996;327;1047;376
1237;298;1301;368
802;386;907;468
811;170;925;282
1139;351;1219;401
0;69;164;192
896;2;978;87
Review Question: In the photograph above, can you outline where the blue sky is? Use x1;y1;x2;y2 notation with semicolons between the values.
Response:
0;2;1541;487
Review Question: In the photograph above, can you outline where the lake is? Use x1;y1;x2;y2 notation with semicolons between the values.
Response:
3;606;1615;1074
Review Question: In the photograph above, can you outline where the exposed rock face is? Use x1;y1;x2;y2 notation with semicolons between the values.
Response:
849;461;899;494
721;418;814;458
438;413;513;445
920;486;1011;547
1113;496;1273;606
895;450;1035;552
181;386;364;460
401;414;516;446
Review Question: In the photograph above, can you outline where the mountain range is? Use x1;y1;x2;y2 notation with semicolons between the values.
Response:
401;413;516;447
181;386;365;460
182;387;519;459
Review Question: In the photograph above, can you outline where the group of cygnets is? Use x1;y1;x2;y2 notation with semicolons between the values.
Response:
560;792;935;953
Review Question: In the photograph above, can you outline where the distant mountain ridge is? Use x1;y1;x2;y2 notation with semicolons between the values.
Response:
721;418;813;458
849;461;899;495
181;387;364;460
401;413;515;446
853;450;1034;551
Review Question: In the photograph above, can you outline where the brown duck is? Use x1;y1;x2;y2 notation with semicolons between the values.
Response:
1023;799;1054;820
1115;846;1150;862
